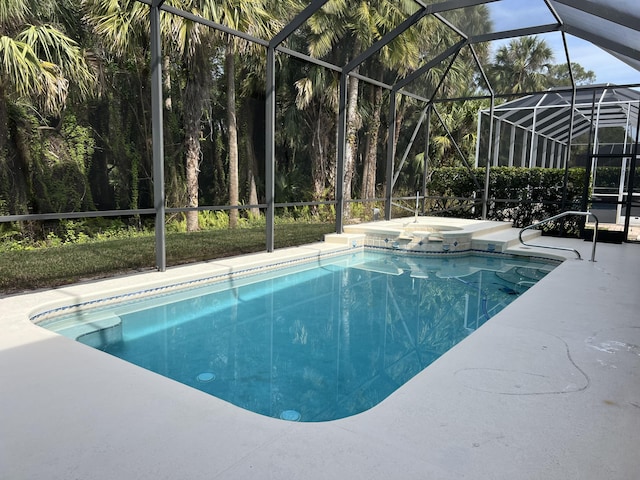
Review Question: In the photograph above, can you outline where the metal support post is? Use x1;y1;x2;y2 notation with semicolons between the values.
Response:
265;46;276;251
150;1;166;271
492;120;501;166
421;105;432;214
482;95;495;219
623;100;640;237
508;124;516;167
561;32;576;208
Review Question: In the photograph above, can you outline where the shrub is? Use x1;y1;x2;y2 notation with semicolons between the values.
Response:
427;166;588;231
199;210;229;229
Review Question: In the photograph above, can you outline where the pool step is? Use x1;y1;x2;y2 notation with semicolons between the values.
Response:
50;313;123;348
471;228;541;253
496;265;552;286
325;220;553;256
324;232;366;248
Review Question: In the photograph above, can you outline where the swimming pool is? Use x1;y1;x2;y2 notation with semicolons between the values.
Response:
38;250;558;422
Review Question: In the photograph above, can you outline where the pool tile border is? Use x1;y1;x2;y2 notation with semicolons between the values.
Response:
367;244;563;264
31;246;561;325
31;246;354;323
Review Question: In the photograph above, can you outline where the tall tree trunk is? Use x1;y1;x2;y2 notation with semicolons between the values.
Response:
343;73;360;219
383;97;406;201
362;85;382;211
394;98;405;161
226;41;239;229
184;114;200;231
311;107;330;214
0;86;7;157
163;55;172;111
212;119;227;205
4;112;32;215
183;49;209;232
244;103;259;218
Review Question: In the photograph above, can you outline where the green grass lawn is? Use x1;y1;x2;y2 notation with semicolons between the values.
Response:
0;223;335;295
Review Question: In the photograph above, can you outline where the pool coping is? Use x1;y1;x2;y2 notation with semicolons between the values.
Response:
1;234;639;479
28;243;356;324
30;245;560;327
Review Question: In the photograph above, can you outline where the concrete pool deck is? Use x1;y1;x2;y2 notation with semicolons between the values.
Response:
1;230;639;479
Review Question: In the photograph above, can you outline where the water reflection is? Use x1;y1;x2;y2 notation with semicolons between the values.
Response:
87;252;554;421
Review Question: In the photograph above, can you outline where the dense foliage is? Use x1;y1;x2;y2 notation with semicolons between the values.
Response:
0;0;602;241
428;166;587;230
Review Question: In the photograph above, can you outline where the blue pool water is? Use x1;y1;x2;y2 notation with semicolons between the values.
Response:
40;250;557;422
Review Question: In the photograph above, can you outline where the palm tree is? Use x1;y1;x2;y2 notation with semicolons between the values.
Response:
211;0;278;228
351;5;489;203
84;0;222;231
0;0;94;126
487;36;554;94
0;0;95;213
83;0;176;215
303;0;422;217
87;0;281;231
299;1;492;217
290;58;339;211
304;0;385;218
430;97;487;168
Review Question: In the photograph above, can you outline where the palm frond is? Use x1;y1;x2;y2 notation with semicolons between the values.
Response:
38;61;69;114
16;24;95;98
82;0;148;57
0;0;30;30
0;35;41;98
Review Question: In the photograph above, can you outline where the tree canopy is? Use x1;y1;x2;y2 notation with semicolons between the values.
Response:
486;36;596;93
0;2;599;230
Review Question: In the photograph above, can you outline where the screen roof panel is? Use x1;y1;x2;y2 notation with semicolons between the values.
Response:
550;0;640;72
485;86;640;143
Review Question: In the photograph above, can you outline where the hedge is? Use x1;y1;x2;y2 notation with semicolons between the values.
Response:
427;166;588;232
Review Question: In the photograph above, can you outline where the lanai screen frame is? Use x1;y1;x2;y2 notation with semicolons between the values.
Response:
143;0;640;270
475;86;640;169
1;0;638;272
